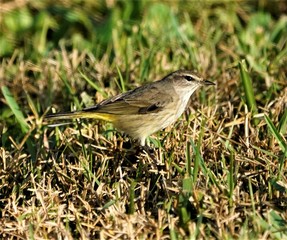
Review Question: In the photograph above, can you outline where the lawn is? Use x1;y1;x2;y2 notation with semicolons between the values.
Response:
0;0;287;239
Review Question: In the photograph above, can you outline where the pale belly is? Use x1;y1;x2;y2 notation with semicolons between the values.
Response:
113;98;189;141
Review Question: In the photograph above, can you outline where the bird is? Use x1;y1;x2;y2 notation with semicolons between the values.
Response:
45;70;215;146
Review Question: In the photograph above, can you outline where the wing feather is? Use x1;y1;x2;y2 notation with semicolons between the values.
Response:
83;85;173;115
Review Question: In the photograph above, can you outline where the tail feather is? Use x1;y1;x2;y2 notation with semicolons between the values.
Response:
45;111;114;122
45;111;85;120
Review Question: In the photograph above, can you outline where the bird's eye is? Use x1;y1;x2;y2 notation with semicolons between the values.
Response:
184;75;195;81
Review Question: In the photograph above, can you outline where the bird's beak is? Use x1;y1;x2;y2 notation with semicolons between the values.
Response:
203;80;215;85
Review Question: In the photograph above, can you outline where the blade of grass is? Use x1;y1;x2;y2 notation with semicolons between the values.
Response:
193;118;206;183
239;60;258;125
228;151;234;207
264;114;287;157
190;140;220;189
101;200;116;210
116;66;126;92
178;190;191;226
193;141;200;183
79;71;108;98
1;86;29;133
190;139;220;190
170;228;177;240
140;46;155;82
59;74;81;108
278;109;287;135
128;180;136;214
264;114;287;178
1;86;36;159
185;141;192;178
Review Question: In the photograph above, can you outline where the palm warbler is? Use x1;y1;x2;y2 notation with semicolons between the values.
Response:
46;70;215;146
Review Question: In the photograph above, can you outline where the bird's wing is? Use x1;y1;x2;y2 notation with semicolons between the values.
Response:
83;85;173;115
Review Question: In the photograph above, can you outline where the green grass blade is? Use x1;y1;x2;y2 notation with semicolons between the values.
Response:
116;66;126;92
182;176;193;195
1;86;36;159
193;142;200;183
278;109;287;135
79;71;108;98
185;141;192;177
101;200;116;210
1;86;29;133
228;151;235;207
128;180;137;214
178;191;192;226
264;114;287;157
239;60;258;125
58;74;81;108
170;228;177;240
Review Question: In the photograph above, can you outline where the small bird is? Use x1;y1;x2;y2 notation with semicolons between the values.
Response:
46;70;215;146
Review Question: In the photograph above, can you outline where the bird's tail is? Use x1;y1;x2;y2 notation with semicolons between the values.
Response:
45;111;115;122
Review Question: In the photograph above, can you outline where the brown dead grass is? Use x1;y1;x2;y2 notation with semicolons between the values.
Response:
1;55;286;238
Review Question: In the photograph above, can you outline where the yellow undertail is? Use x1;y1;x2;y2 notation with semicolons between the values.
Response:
45;111;116;123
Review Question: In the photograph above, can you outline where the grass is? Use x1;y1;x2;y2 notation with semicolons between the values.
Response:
1;0;287;239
